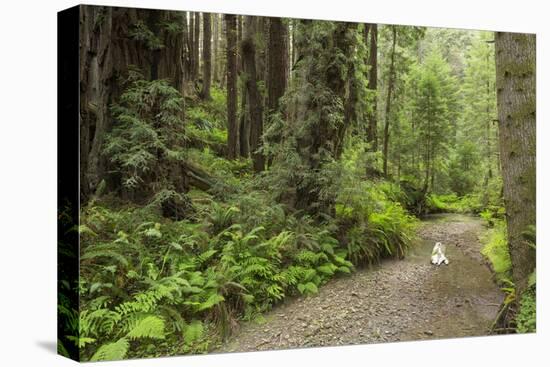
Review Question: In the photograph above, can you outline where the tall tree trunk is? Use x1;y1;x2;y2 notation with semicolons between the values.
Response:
80;7;189;203
237;16;242;73
292;21;356;215
239;26;250;158
80;6;113;201
201;13;212;99
219;16;227;89
267;18;288;114
337;23;359;158
239;85;250;157
242;16;265;172
212;14;219;85
495;31;536;296
256;17;268;89
182;12;192;85
225;14;239;159
237;15;249;157
188;13;195;81
148;10;161;80
365;24;378;152
193;12;200;81
157;11;186;95
383;26;397;176
266;17;288;166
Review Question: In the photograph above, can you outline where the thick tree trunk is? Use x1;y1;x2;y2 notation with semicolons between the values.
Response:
266;17;288;166
242;16;265;172
182;12;191;83
238;17;249;158
383;26;397;176
337;23;359;158
256;17;269;89
80;6;115;201
292;21;356;214
212;14;219;85
219;16;227;89
148;10;161;80
201;13;212;99
81;7;189;202
495;32;536;296
237;16;242;73
157;11;186;94
193;12;201;81
76;8;107;198
365;24;378;151
225;14;239;159
267;18;288;114
188;13;195;80
239;86;250;157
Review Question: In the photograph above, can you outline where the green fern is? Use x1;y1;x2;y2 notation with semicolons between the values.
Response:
183;320;204;345
297;282;318;296
126;315;166;340
197;293;225;311
90;338;129;362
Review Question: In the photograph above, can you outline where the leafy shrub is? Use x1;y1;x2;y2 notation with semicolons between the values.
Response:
516;227;536;333
336;181;417;265
480;220;512;281
516;288;536;333
104;70;186;197
426;193;483;214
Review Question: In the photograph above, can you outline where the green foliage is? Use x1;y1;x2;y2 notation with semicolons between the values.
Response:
186;86;229;155
79;197;363;360
480;220;512;282
334;143;417;265
104;70;186;200
516;228;536;333
426;193;483;214
90;337;129;361
129;21;164;50
516;288;536;333
126;316;166;340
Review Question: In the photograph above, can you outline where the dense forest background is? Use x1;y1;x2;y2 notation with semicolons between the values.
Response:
58;6;535;361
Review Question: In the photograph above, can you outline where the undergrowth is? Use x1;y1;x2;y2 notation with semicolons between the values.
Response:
480;220;512;282
76;176;417;361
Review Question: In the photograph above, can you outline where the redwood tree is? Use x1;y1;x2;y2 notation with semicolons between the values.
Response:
193;12;200;81
267;18;288;114
201;13;212;99
495;31;536;296
225;14;239;159
242;16;265;172
365;24;378;151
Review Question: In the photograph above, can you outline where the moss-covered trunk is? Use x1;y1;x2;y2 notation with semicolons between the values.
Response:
495;31;536;296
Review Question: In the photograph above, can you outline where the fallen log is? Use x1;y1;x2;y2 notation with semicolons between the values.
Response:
182;160;216;192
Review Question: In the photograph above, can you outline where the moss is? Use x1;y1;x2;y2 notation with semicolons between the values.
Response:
480;221;512;282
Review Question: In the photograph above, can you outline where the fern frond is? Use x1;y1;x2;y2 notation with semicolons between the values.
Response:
183;320;204;345
90;337;129;361
126;315;166;340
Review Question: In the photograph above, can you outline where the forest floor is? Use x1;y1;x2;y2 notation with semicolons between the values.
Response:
215;214;503;353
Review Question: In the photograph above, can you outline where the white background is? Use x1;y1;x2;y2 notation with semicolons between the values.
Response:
0;0;547;366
